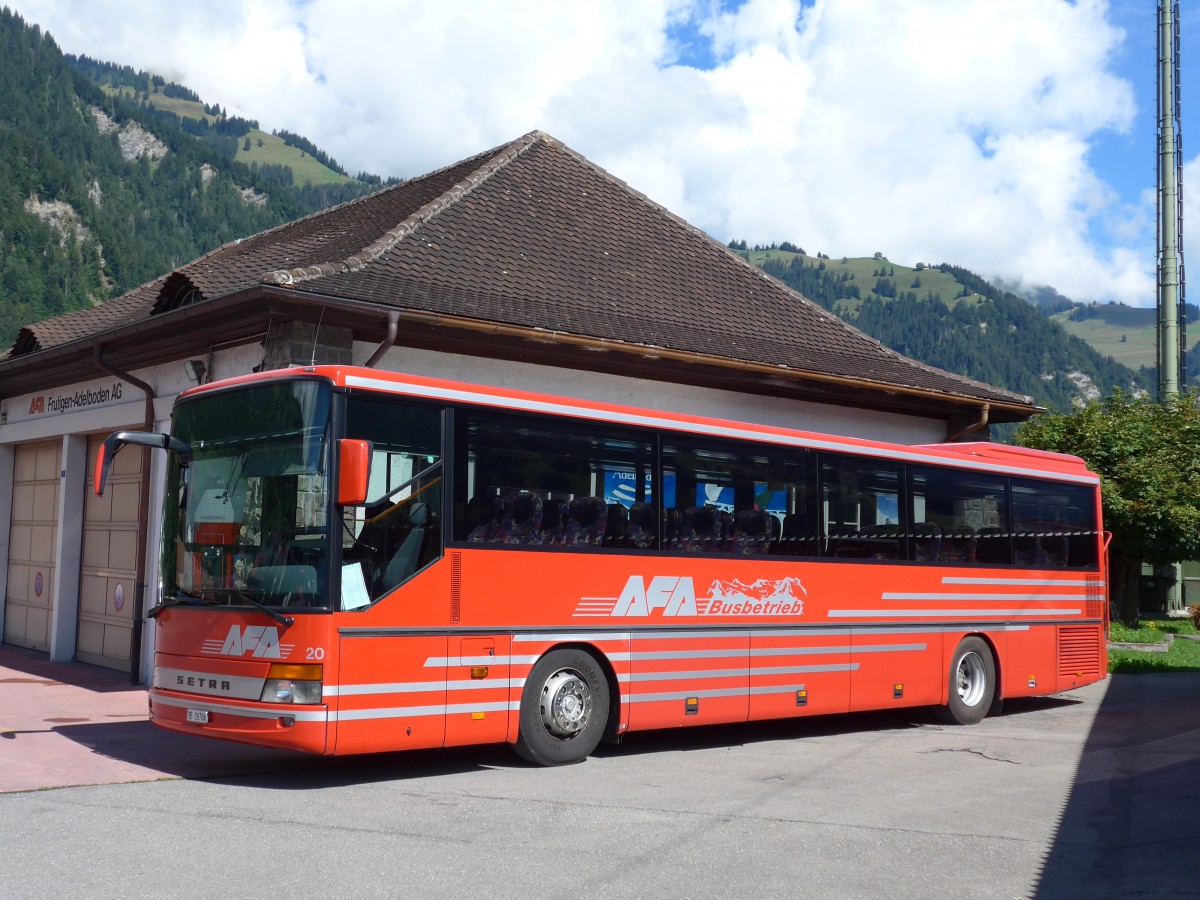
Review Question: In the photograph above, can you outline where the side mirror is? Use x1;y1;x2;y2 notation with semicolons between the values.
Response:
94;431;189;496
338;439;372;506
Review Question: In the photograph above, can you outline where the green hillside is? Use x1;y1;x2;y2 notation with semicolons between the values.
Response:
234;130;352;187
0;9;389;346
739;243;1148;414
741;247;983;311
98;79;354;187
1051;303;1199;372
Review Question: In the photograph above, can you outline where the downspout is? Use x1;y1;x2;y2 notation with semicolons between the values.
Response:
363;310;400;368
945;403;990;443
93;341;155;685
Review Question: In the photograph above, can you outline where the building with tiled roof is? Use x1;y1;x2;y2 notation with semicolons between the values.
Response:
1;131;1035;426
0;130;1038;680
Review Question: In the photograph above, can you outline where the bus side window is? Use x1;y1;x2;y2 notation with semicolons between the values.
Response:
820;456;904;559
453;410;655;550
662;438;814;557
908;467;1008;565
1012;479;1098;569
343;397;444;603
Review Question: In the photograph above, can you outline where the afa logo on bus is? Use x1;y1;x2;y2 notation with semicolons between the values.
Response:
575;575;807;618
202;625;295;659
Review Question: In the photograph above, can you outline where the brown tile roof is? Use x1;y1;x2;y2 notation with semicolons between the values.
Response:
5;130;1033;411
12;279;164;355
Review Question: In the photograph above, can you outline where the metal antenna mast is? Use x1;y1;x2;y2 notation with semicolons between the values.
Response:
1157;0;1187;398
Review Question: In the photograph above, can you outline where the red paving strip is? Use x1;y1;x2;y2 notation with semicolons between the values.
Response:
0;645;303;793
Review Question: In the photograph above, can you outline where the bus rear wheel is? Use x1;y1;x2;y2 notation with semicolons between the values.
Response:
934;637;996;725
514;649;609;766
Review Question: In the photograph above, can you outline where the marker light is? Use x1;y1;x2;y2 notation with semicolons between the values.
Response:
260;663;323;704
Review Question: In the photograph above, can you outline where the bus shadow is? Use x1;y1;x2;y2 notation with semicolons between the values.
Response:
1032;673;1200;899
44;718;510;787
161;697;1083;790
595;695;1081;761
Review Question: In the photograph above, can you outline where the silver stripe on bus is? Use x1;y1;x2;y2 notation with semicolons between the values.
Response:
621;661;872;683
829;608;1082;618
624;643;928;663
423;655;541;667
941;577;1104;587
631;630;753;641
628;669;857;703
851;624;1031;634
512;632;633;643
628;648;750;661
331;701;519;722
882;592;1086;601
752;663;862;676
326;679;507;697
625;668;751;682
344;374;1100;484
749;683;829;696
150;691;328;722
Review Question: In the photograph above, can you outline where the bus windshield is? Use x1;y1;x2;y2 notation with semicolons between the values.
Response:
162;379;333;611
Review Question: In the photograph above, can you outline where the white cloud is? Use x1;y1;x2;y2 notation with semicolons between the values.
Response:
10;0;1157;305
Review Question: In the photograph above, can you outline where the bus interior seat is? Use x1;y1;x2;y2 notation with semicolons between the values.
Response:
975;526;1008;564
539;499;568;545
662;508;683;550
466;495;503;543
731;509;771;554
604;503;630;546
498;491;543;544
912;522;942;561
677;506;726;552
380;502;428;591
563;497;607;546
941;524;977;563
628;501;657;549
780;512;818;555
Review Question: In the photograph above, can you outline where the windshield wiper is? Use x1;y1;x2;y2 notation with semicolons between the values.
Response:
147;590;219;619
234;591;294;628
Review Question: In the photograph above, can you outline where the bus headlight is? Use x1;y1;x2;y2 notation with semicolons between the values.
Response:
260;663;323;704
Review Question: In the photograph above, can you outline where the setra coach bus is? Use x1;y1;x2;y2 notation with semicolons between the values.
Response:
94;365;1108;765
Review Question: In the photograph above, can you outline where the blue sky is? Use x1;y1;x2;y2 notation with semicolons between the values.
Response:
9;0;1193;307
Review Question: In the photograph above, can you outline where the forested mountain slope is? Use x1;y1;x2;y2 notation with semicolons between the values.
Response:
0;9;383;345
742;247;1146;412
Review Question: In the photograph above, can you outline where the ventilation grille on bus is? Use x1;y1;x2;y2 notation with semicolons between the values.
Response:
451;552;462;624
1058;626;1101;678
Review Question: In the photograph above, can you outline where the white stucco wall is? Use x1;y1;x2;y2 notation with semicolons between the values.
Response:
361;345;949;445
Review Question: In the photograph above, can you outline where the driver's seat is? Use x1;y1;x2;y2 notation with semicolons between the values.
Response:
379;502;428;592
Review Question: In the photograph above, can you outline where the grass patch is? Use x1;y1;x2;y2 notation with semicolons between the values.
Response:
742;251;980;308
1051;310;1199;371
234;130;352;186
1108;617;1200;673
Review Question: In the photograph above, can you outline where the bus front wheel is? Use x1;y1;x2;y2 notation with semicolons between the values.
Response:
934;637;995;725
514;649;609;766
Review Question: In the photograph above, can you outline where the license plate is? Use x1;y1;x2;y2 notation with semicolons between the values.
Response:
186;708;210;724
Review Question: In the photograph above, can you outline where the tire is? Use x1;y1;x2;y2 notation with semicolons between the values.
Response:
934;637;996;725
514;649;610;766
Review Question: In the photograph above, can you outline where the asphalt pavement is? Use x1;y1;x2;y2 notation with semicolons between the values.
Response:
2;644;1199;899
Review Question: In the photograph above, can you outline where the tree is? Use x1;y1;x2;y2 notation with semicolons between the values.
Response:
1015;390;1200;623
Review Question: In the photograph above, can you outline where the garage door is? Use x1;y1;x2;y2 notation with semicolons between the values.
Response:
77;434;142;671
4;441;60;653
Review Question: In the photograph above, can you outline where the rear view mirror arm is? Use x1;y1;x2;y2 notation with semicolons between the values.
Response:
93;431;190;496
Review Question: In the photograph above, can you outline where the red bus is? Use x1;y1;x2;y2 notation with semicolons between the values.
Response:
95;365;1107;765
